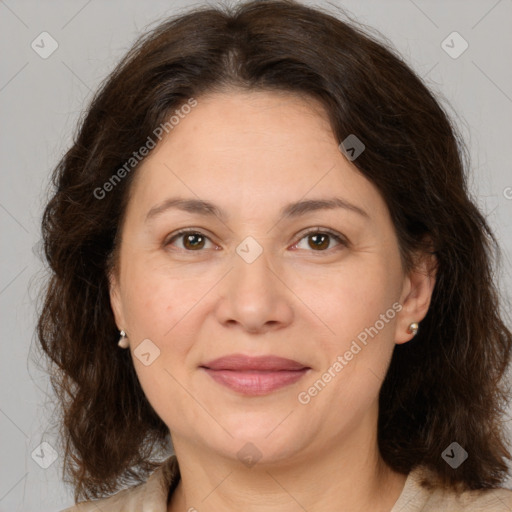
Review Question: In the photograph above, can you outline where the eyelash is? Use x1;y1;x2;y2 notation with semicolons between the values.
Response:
165;228;348;253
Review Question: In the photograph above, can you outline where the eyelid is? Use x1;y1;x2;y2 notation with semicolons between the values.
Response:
164;228;220;250
291;227;348;250
165;227;348;252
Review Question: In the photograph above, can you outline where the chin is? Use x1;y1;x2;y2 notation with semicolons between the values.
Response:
219;426;309;464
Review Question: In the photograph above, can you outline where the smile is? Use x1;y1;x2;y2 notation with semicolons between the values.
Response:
201;368;310;395
199;353;311;395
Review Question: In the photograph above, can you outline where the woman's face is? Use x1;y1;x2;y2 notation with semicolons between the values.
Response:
110;90;433;466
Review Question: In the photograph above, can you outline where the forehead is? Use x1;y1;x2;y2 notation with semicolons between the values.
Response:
125;90;386;223
147;90;336;170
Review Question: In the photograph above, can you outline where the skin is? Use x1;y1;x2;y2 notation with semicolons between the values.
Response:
109;90;437;512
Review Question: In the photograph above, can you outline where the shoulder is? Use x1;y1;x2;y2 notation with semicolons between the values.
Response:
423;486;512;511
392;465;512;512
58;455;180;512
59;484;146;512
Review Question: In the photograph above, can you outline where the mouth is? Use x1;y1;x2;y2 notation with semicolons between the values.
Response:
199;354;311;396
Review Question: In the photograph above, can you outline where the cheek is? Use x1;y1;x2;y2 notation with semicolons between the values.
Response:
295;256;402;411
123;285;169;337
122;274;192;420
297;257;401;344
120;255;206;336
298;276;399;424
119;258;219;377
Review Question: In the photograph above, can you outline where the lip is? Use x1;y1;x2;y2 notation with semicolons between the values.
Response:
200;354;311;396
201;354;309;371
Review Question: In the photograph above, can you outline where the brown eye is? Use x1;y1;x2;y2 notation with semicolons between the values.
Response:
293;229;347;252
307;233;330;250
182;233;205;250
166;230;214;251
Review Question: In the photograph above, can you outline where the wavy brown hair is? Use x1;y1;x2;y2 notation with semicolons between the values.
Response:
36;0;512;502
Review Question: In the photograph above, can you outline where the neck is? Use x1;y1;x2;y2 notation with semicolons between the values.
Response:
168;408;406;512
168;410;406;512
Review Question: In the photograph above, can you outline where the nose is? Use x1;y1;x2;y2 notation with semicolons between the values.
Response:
214;242;294;334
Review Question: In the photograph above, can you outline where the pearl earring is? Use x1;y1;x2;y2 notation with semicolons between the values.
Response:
118;330;129;349
408;322;419;336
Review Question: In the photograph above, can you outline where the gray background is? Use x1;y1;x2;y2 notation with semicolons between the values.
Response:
1;0;511;510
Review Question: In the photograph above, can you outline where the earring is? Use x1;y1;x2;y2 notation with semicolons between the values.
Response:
408;322;419;336
118;330;129;349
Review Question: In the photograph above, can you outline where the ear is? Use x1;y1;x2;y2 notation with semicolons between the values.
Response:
108;266;126;332
395;244;437;345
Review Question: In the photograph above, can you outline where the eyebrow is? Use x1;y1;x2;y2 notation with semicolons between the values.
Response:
144;196;370;223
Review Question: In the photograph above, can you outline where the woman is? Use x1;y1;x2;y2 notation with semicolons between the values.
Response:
37;1;512;510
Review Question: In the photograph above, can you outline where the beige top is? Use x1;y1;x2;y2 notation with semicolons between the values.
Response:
60;455;512;511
